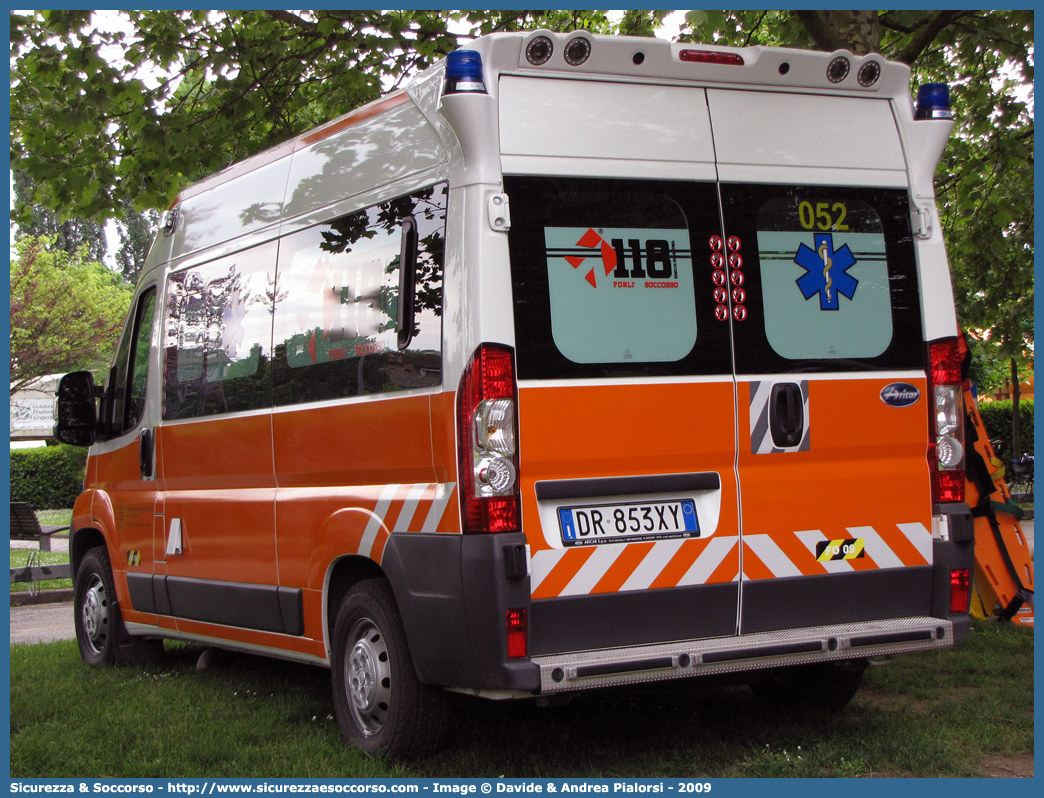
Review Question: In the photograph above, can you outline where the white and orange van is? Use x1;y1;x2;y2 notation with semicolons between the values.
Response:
56;31;974;760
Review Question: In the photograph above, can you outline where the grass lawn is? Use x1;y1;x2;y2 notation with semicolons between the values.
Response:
9;620;1033;779
10;509;72;592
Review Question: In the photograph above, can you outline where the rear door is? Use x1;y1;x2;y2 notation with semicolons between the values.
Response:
708;90;935;633
506;175;742;653
720;183;934;633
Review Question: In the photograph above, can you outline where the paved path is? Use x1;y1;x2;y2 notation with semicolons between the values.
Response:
10;601;75;645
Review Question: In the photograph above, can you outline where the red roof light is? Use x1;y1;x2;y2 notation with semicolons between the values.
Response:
679;49;745;66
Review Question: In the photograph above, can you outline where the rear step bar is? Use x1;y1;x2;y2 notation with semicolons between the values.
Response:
530;616;953;693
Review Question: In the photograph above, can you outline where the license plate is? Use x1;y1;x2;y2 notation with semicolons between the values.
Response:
558;500;699;547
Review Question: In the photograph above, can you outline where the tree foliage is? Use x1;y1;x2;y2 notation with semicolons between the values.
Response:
112;198;160;285
9;9;1033;396
9;237;133;394
10;10;619;222
12;170;108;262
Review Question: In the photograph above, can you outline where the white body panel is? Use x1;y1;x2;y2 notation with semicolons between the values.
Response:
707;90;907;187
500;77;716;173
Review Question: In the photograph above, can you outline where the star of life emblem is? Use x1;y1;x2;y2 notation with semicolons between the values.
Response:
793;233;858;310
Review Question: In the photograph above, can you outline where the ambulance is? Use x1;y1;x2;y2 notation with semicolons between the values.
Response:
56;31;974;760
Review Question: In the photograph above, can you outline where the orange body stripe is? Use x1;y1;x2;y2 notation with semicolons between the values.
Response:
708;543;741;584
649;539;712;589
740;543;775;581
774;530;829;576
873;524;930;567
532;549;596;599
591;542;655;594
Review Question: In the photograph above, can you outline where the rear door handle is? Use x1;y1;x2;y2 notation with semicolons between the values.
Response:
769;383;805;448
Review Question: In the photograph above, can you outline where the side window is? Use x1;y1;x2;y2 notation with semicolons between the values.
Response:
126;292;156;430
162;242;276;420
108;287;157;438
271;184;446;406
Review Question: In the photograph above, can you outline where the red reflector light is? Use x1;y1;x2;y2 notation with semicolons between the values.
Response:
474;346;515;400
933;465;966;504
679;49;744;66
930;339;962;386
950;568;970;613
506;608;527;658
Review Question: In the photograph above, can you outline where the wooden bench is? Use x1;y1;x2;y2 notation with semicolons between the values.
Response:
9;502;70;553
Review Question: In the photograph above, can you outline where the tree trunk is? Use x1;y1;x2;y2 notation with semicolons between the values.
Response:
797;10;881;54
1010;357;1021;457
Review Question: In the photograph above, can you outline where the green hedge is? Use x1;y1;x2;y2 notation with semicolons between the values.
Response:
9;445;88;511
977;399;1034;459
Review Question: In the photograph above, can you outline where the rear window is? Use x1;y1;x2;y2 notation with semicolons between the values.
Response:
507;177;924;380
545;222;696;364
721;184;924;374
505;176;732;380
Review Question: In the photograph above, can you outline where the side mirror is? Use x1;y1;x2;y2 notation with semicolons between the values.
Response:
54;371;99;447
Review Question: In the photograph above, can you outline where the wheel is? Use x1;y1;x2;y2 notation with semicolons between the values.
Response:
750;660;866;713
331;578;450;760
74;545;163;666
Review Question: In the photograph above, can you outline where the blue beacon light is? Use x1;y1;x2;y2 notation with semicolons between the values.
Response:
915;83;953;120
445;50;487;94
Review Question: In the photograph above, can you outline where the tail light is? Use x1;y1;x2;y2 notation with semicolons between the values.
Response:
950;568;970;613
927;338;965;503
506;608;528;658
458;344;520;534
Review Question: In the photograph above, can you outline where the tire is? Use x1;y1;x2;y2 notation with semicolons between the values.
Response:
74;546;163;667
749;660;866;713
331;578;451;760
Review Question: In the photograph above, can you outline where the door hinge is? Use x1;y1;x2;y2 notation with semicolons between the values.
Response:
912;205;933;239
487;193;511;232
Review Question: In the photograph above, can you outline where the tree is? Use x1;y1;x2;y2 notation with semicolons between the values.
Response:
12;169;108;262
9;10;619;222
112;197;159;285
9;236;133;394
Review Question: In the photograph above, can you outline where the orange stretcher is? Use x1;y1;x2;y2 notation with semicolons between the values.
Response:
960;335;1034;627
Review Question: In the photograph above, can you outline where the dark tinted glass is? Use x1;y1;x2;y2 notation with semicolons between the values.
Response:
109;287;157;436
271;184;446;406
505;175;732;380
162;242;276;419
720;184;924;374
125;291;156;430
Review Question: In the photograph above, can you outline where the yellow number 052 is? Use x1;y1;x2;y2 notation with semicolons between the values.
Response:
798;200;849;231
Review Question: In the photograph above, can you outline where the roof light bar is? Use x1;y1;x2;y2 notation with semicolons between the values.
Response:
857;60;882;87
563;36;592;66
827;56;850;83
